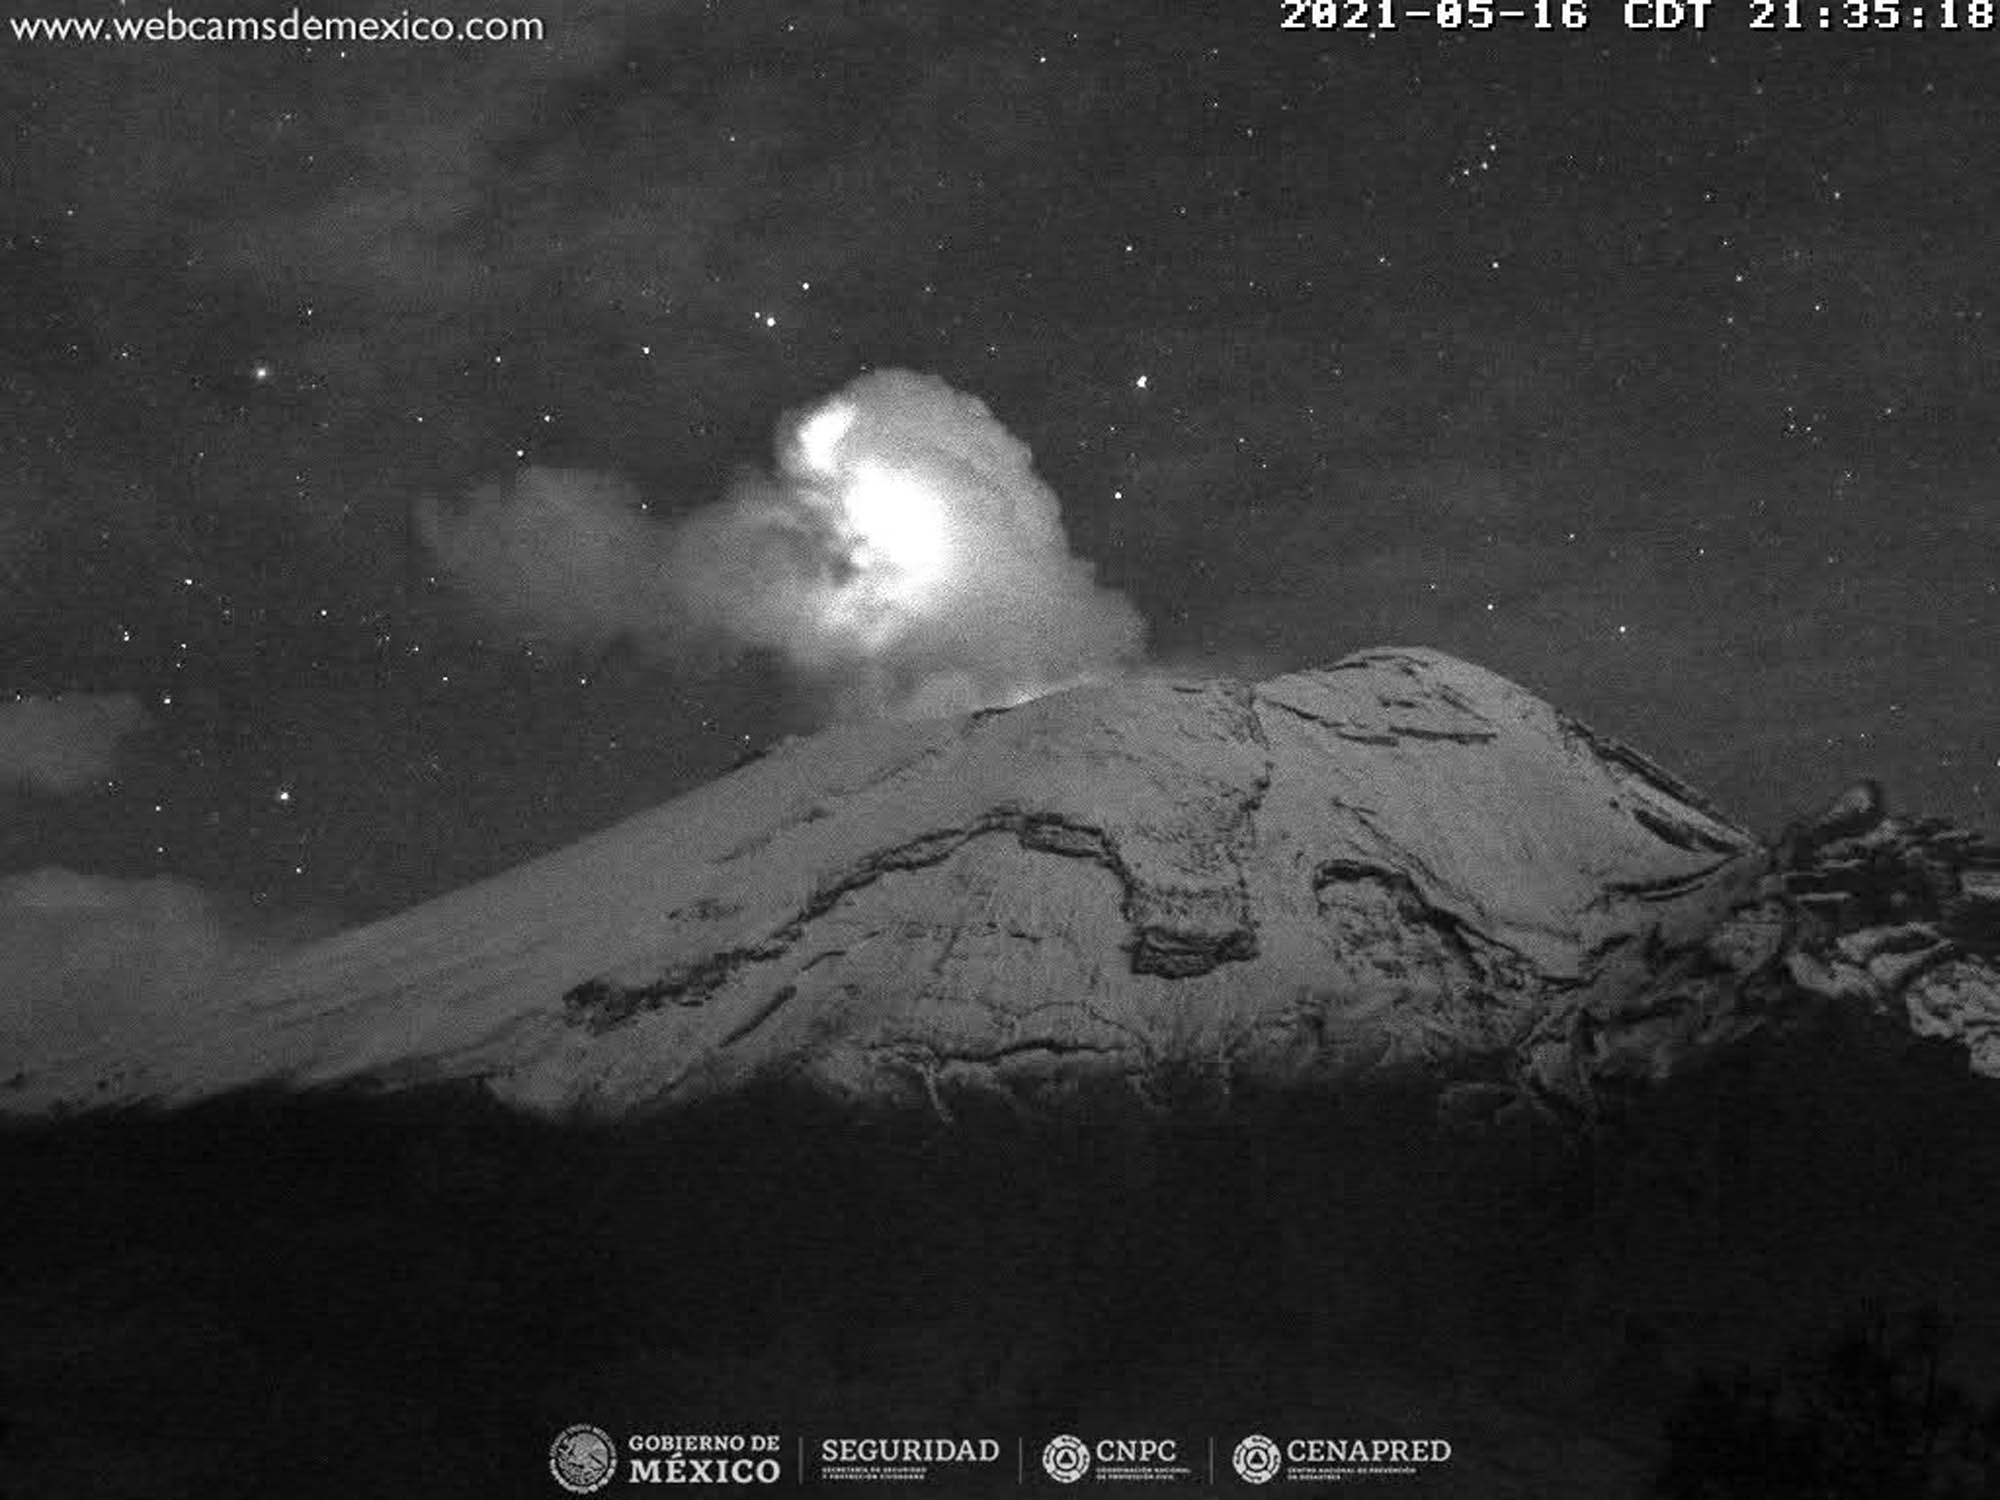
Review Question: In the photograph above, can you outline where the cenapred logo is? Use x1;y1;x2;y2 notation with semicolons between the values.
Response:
1232;1433;1281;1485
1042;1433;1091;1484
1234;1434;1453;1484
550;1424;618;1494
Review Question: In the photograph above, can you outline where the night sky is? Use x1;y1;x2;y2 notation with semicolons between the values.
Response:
3;1;1996;950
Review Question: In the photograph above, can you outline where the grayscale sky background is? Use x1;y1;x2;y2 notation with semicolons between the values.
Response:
4;1;1995;929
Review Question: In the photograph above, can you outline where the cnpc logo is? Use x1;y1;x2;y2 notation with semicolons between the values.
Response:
1042;1435;1091;1483
1041;1434;1181;1483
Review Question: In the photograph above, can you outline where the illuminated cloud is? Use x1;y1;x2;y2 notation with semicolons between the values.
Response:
419;370;1145;719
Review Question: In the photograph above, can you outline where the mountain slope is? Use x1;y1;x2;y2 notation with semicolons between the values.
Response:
5;647;1781;1120
7;646;2000;1500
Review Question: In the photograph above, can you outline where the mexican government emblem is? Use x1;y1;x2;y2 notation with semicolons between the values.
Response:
550;1423;618;1493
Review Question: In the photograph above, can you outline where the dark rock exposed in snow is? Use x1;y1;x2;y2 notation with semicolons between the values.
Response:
1769;792;2000;1074
7;647;2000;1500
4;646;1995;1128
1539;780;2000;1120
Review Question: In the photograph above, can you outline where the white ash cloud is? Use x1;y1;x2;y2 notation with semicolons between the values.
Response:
417;369;1144;718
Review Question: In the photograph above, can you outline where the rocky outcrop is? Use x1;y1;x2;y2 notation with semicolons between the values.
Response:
3;647;1993;1129
1539;781;2000;1124
1775;790;2000;1072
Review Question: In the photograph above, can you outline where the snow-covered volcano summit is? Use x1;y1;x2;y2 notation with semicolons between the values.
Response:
7;647;1800;1121
12;648;2000;1500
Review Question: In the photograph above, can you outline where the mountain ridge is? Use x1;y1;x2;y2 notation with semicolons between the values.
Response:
4;645;1994;1129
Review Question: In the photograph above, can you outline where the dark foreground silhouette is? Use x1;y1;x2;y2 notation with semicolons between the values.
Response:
5;1013;2000;1498
1661;1307;2000;1498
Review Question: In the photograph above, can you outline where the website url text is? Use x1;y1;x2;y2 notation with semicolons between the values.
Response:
10;9;546;43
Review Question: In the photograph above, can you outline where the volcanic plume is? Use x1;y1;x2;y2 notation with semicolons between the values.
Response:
417;369;1145;721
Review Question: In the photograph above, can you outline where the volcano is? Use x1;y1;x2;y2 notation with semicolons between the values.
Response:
0;648;1804;1117
5;648;1999;1498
